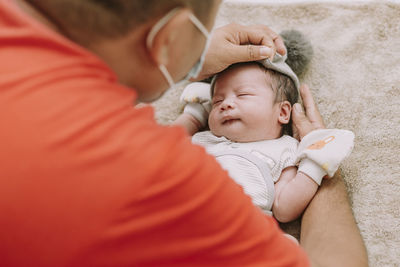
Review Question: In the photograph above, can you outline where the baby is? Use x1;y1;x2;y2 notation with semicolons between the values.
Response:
174;31;354;222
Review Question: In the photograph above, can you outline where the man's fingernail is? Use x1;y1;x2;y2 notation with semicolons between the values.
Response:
260;46;272;58
294;103;303;113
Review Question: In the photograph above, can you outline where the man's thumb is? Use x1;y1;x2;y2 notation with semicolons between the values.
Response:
231;44;275;63
292;103;313;139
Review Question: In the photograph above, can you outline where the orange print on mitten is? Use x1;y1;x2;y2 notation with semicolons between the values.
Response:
307;136;335;150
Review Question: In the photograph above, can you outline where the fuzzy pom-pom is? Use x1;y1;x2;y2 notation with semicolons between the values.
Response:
280;30;313;77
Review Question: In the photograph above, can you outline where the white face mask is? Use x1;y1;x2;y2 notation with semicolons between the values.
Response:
146;7;211;89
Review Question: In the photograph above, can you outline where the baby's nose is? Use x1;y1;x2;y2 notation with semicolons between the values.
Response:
220;99;235;110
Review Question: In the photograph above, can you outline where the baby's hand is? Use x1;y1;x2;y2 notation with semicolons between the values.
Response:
296;129;355;185
180;82;212;128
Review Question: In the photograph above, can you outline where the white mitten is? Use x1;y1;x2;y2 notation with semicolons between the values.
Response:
296;129;355;185
180;82;212;127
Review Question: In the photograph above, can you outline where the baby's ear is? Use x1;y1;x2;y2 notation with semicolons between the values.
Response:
278;101;292;124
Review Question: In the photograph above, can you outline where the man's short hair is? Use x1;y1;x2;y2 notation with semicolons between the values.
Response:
27;0;215;40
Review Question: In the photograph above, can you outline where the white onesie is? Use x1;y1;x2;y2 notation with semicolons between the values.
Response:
192;131;299;214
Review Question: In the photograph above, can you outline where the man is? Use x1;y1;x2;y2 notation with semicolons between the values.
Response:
0;0;367;266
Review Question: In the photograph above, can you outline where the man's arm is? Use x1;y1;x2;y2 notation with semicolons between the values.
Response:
292;85;368;267
300;171;368;267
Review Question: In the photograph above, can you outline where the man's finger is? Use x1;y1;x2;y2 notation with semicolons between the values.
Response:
292;123;300;140
236;24;286;59
253;25;286;56
228;43;275;63
292;103;314;139
259;36;277;61
273;36;287;56
300;85;325;127
300;85;317;114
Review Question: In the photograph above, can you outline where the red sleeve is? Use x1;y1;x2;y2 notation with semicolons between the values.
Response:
68;121;310;267
1;100;309;266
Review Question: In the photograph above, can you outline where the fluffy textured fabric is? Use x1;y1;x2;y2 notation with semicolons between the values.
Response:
281;29;314;77
151;1;400;266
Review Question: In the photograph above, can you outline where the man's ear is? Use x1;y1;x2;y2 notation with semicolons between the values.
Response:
146;9;191;67
278;101;292;124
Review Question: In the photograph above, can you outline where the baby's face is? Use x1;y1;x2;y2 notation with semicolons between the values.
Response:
209;64;283;142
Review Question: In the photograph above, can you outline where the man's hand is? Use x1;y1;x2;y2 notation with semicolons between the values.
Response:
197;23;286;80
292;84;325;140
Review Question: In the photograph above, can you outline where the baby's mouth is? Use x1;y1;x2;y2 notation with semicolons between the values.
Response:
222;117;240;125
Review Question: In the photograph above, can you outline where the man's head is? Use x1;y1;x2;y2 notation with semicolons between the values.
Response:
24;0;215;41
22;0;221;101
208;62;298;142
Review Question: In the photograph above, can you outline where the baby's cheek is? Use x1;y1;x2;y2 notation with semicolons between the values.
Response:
208;111;218;132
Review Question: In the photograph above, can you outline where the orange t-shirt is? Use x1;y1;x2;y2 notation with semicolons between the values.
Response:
0;1;309;266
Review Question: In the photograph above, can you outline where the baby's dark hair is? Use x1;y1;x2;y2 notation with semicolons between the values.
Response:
210;62;298;136
263;65;298;136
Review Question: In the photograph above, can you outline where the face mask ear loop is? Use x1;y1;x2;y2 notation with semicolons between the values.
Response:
158;64;175;89
146;8;182;89
145;8;210;88
146;7;181;49
184;14;211;80
188;13;210;38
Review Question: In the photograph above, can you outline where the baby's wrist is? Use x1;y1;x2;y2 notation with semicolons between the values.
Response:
298;158;326;185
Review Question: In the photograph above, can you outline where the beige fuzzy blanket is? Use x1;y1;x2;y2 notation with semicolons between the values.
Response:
152;1;400;266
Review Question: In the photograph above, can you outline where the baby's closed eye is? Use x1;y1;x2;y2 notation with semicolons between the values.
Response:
237;93;254;98
236;88;255;97
212;99;223;105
